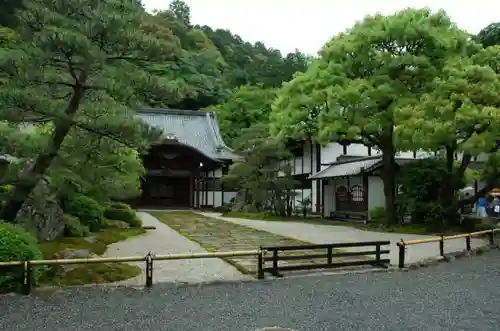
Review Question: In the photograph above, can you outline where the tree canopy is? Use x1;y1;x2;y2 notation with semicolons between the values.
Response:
271;8;476;224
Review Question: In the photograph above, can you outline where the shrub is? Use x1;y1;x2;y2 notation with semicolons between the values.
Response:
0;222;43;288
474;222;498;232
460;215;483;232
62;214;90;237
369;206;387;224
108;202;132;211
213;205;230;213
104;206;141;227
64;195;105;231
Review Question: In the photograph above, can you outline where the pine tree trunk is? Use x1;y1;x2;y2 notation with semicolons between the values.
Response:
0;85;85;222
381;148;397;225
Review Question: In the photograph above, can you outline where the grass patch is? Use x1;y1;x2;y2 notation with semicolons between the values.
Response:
221;211;447;235
36;227;146;288
150;211;353;275
41;263;142;287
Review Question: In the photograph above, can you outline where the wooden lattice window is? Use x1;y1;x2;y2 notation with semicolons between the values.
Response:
350;185;364;202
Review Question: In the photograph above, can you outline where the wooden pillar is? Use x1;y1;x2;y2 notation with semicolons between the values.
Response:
189;175;194;208
321;179;326;218
347;176;351;211
221;164;228;206
212;170;215;207
363;173;369;212
315;143;321;213
204;171;209;207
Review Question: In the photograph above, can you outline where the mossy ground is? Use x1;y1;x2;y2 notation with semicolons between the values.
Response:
36;227;146;288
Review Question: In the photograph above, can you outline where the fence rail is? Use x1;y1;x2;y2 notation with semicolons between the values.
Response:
260;241;391;277
0;250;262;295
396;228;500;268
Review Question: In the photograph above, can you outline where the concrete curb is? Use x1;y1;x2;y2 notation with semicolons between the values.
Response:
397;244;500;272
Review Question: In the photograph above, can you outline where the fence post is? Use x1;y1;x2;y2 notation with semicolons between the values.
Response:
375;243;381;263
439;235;444;256
272;249;279;276
466;235;471;251
22;261;32;295
398;241;405;269
327;246;333;265
145;252;153;288
488;230;495;245
257;247;264;280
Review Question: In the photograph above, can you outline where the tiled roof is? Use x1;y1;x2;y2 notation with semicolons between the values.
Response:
136;109;238;161
309;156;382;179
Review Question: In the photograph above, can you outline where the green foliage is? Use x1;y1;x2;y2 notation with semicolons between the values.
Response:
210;85;277;146
271;8;479;224
0;0;177;221
62;214;89;238
396;158;467;224
64;195;104;232
368;206;387;224
47;129;147;202
199;26;309;89
223;124;297;216
108;202;132;210
0;222;43;288
474;223;497;231
477;23;500;47
104;206;141;228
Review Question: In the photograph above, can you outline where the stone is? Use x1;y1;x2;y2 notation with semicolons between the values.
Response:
106;219;130;229
84;236;98;243
16;181;65;241
60;249;98;272
62;249;96;259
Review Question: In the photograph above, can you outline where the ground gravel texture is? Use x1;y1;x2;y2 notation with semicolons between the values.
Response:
2;251;500;331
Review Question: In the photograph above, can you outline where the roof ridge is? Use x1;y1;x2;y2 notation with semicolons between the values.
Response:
137;108;213;117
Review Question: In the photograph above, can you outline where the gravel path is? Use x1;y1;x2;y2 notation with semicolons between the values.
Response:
197;212;488;265
2;251;500;331
102;212;248;285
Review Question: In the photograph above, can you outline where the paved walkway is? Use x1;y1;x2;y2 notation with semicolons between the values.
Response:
197;212;488;265
103;212;249;285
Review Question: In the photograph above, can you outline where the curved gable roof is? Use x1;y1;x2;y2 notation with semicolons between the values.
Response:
136;109;239;161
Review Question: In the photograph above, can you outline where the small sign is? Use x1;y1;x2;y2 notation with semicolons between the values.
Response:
164;133;178;140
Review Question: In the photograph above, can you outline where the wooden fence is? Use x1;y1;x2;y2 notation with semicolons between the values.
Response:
260;241;390;277
396;228;500;268
0;250;262;295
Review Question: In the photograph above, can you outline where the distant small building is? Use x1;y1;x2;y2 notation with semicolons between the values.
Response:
135;109;239;208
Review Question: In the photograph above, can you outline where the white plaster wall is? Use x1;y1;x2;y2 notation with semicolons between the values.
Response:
311;180;320;213
323;180;334;215
368;176;385;213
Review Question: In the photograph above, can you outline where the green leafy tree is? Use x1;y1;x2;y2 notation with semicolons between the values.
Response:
168;0;191;27
0;0;177;222
210;85;276;146
477;22;500;47
395;46;500;223
222;124;297;216
271;8;472;224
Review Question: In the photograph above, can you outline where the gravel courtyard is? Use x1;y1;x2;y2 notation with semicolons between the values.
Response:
2;251;500;331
